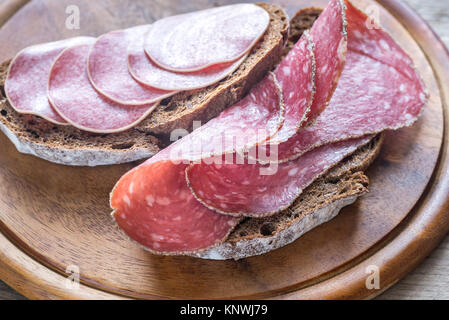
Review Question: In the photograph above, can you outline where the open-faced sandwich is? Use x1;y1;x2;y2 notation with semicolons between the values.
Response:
0;0;427;260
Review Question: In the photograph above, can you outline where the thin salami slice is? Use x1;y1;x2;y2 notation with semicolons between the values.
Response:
110;72;284;254
144;4;270;72
184;0;427;217
271;0;427;162
269;31;315;143
88;26;175;105
111;159;240;255
5;37;94;125
186;136;373;217
48;43;157;134
166;73;284;162
128;33;247;91
269;0;346;144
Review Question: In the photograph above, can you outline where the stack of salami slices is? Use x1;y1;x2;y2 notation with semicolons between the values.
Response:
5;4;270;133
110;0;427;257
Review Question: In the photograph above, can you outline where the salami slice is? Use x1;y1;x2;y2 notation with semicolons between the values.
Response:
184;0;427;217
88;26;175;105
128;33;247;91
269;31;315;143
5;37;94;125
186;136;373;217
48;43;157;134
110;72;284;254
144;4;270;72
271;0;427;162
308;0;347;121
111;159;240;255
269;0;346;144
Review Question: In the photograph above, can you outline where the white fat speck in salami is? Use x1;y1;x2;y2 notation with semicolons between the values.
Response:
128;31;247;91
5;37;94;125
186;136;372;217
87;25;175;105
48;43;158;134
144;4;269;72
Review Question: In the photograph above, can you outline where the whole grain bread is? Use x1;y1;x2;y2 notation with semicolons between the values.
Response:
0;3;288;166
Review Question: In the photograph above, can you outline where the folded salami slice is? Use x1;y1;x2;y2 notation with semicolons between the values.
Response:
48;43;157;134
88;26;175;105
272;0;427;162
5;37;94;125
269;0;346;144
110;73;284;254
144;4;270;72
186;136;373;217
167;73;284;162
128;33;247;91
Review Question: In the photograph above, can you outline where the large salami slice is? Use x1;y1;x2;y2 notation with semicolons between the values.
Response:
128;33;247;91
88;26;175;105
111;158;240;255
144;4;270;72
186;136;373;217
5;37;94;125
48;43;157;134
271;0;427;162
110;72;284;254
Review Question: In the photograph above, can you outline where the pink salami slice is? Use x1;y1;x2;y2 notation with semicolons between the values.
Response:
128;33;247;91
48;43;157;134
269;0;346;144
111;159;240;255
307;0;347;121
88;26;175;105
5;37;94;125
269;31;315;143
110;73;284;254
144;4;270;72
167;73;283;161
271;0;427;162
186;136;373;217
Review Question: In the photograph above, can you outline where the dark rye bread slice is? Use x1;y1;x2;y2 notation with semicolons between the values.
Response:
0;3;288;166
194;134;384;260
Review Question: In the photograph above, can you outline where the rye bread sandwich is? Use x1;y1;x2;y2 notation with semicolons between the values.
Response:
0;1;427;261
0;3;288;166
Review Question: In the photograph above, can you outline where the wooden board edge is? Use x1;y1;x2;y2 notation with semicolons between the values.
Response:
0;231;127;299
0;0;29;26
275;0;449;300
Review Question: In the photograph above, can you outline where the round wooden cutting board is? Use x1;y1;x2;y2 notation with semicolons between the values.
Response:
0;0;448;300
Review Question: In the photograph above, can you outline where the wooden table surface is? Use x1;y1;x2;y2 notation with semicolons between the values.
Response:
0;0;448;300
